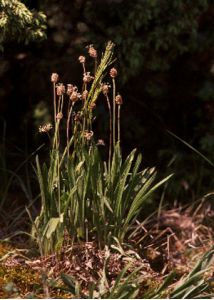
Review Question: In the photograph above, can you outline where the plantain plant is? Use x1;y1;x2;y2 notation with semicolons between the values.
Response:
32;42;172;255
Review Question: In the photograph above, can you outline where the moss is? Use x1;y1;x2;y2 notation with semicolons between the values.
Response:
0;242;12;258
0;265;40;298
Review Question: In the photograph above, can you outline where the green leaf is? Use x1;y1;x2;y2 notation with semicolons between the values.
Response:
170;247;214;299
43;216;62;239
114;148;137;219
125;173;173;226
61;273;76;294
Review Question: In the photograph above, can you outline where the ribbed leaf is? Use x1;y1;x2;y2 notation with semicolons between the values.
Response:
170;247;214;299
114;148;137;220
42;216;61;239
110;142;122;186
125;173;173;226
151;271;176;298
123;168;151;215
35;155;46;209
122;153;143;207
108;264;130;296
183;281;207;299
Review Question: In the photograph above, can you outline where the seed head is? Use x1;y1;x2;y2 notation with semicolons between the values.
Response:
83;72;94;83
51;73;59;83
70;91;81;103
83;130;94;140
115;94;123;105
67;84;74;96
39;123;53;133
74;112;82;122
110;68;117;78
82;90;88;101
102;83;111;95
97;139;105;146
56;83;65;96
79;55;86;64
89;102;96;110
56;112;63;119
88;45;97;58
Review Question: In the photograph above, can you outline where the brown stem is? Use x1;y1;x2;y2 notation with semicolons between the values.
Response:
57;95;61;148
66;102;74;158
82;63;86;74
53;83;56;123
105;94;112;171
117;104;121;143
112;78;116;147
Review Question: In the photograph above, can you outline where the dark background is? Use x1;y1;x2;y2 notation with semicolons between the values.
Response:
1;0;214;205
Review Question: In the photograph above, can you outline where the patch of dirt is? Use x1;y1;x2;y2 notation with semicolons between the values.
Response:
1;199;214;298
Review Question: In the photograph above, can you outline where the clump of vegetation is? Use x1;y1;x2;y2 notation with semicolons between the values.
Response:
58;245;214;298
32;42;171;255
1;40;214;299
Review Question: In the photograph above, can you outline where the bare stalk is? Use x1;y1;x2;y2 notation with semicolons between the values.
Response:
83;63;86;74
112;78;116;149
105;94;112;171
117;104;121;142
54;95;61;150
58;95;65;214
57;151;61;215
85;218;89;260
53;82;56;123
66;102;74;158
60;94;64;112
56;94;64;149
